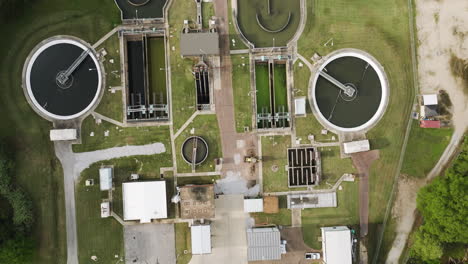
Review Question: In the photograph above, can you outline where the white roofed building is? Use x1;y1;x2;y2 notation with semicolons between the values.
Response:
321;226;352;264
244;198;264;213
99;167;113;191
49;129;77;141
294;97;306;116
122;181;167;223
191;224;212;255
343;140;370;154
422;94;438;106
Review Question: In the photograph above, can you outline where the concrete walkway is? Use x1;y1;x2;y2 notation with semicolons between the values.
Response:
54;142;166;264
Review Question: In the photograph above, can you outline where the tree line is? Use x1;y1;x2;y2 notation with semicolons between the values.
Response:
408;137;468;263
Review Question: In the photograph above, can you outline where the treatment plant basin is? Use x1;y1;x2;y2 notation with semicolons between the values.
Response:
311;49;389;133
181;136;209;166
23;36;102;121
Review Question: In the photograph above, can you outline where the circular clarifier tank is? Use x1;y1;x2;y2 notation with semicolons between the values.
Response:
311;50;389;132
181;136;209;165
23;36;102;120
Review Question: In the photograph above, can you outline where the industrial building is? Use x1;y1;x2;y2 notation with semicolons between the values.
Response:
246;227;282;261
180;184;215;219
122;181;167;223
321;226;353;264
287;192;337;209
343;140;370;154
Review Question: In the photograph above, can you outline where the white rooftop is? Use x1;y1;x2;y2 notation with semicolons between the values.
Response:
343;140;370;154
423;94;438;105
191;225;212;255
123;181;167;223
49;129;77;141
287;192;337;209
99;168;113;191
294;97;306;116
321;226;352;264
244;198;264;213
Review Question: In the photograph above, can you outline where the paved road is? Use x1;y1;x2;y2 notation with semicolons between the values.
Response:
54;142;166;264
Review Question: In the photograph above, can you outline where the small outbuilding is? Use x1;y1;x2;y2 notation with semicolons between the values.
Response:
180;184;215;219
49;129;77;141
99;167;113;191
420;120;441;128
246;227;282;261
294;97;306;116
420;105;438;118
100;202;110;218
287;192;337;209
321;226;352;264
122;181;167;223
191;224;212;255
244;198;264;213
343;140;370;154
422;94;438;106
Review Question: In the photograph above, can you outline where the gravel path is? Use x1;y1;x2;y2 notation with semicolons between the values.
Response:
54;142;166;264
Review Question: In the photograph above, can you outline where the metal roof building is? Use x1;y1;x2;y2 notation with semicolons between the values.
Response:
287;192;337;209
321;226;352;264
191;224;212;255
99;167;113;191
122;181;167;223
244;198;264;213
343;140;370;154
246;227;282;261
180;32;219;56
422;94;438;105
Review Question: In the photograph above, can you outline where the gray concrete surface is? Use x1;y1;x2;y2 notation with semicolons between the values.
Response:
124;224;176;264
54;142;167;264
189;195;248;264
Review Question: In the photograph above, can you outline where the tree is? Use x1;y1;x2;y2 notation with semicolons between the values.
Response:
0;235;34;264
411;229;444;261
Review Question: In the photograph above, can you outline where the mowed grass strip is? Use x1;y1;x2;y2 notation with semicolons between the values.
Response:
168;0;198;131
231;55;252;132
273;63;288;112
301;182;360;249
73;117;171;153
202;2;215;29
0;0;120;262
319;147;356;186
236;0;301;47
401;123;453;178
255;63;271;113
175;114;222;173
262;135;291;192
297;0;415;260
175;223;192;264
148;37;168;105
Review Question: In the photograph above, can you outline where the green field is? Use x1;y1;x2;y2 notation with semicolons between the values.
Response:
175;223;192;264
251;209;292;226
94;33;124;122
236;0;301;47
227;0;249;50
302;182;360;249
273;63;288;112
293;60;338;142
261;135;291;192
255;63;271;114
231;55;252;132
0;0;120;262
401;123;453;178
73;117;171;153
297;0;415;260
175;114;222;173
319;147;356;186
202;2;215;29
177;175;219;186
148;37;168;105
168;0;198;131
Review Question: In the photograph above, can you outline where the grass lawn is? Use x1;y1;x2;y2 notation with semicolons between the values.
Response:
148;37;168;105
255;63;271;113
262;135;291;192
236;0;301;47
231;54;252;132
401;123;453;178
0;0;120;263
227;0;249;50
175;114;222;173
202;2;215;29
293;60;338;142
73;117;171;153
301;182;360;249
251;209;292;226
273;63;288;112
175;223;192;264
177;175;219;186
319;147;356;186
168;0;198;131
94;33;124;122
297;0;415;260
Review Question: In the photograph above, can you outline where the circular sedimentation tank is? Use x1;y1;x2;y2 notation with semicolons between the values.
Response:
23;36;102;120
127;0;151;6
181;136;209;165
311;49;389;132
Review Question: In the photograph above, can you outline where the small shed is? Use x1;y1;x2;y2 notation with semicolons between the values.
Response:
420;120;441;128
294;97;306;116
100;202;110;218
49;129;77;141
343;140;370;154
422;94;438;106
191;224;212;255
244;198;264;213
99;168;113;191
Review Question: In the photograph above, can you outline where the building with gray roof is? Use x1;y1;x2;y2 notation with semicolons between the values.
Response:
180;32;219;57
246;227;282;261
